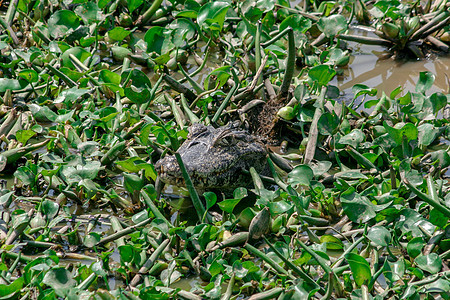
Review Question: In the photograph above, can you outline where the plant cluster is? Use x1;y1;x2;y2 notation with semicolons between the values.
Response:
0;0;449;299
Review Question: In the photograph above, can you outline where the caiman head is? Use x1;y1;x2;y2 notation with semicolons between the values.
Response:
155;123;267;189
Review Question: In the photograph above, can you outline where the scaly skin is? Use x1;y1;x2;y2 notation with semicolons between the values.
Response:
155;123;267;189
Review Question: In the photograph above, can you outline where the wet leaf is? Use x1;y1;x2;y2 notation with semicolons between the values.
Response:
83;232;101;248
0;277;24;298
367;226;391;247
279;15;311;33
16;130;37;145
383;259;405;282
317;14;347;37
416;71;435;94
415;253;442;274
197;1;230;31
127;0;143;14
407;237;425;258
0;78;28;92
47;10;80;39
54;87;90;104
42;199;59;221
74;2;102;24
345;252;371;287
395;209;436;237
417;123;440;146
288;165;314;187
91;260;108;277
108;27;131;42
18;69;38;83
43;267;76;297
61;46;91;69
308;65;336;86
339;129;365;148
204;191;217;210
341;187;376;223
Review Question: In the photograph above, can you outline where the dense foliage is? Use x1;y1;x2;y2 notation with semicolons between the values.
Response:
0;0;449;299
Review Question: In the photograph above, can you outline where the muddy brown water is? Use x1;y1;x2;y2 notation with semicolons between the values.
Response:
334;36;450;97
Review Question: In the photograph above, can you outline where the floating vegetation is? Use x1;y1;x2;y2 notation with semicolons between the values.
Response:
0;0;449;299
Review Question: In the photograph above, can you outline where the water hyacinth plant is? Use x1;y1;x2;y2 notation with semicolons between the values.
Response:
0;0;449;299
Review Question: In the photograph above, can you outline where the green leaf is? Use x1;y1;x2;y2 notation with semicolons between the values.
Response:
367;226;391;247
339;129;364;148
203;191;217;210
320;235;344;250
204;65;231;90
123;173;144;194
288;165;314;187
352;84;377;99
47;10;81;39
18;69;38;83
233;187;248;199
127;0;143;14
279;15;311;33
317;14;347;37
43;267;76;297
0;277;24;298
108;27;131;42
268;200;293;214
74;2;102;24
61;47;91;69
418;123;440;146
54;87;90;104
341;187;376;223
83;232;102;248
116;157;157;180
112;46;132;62
99;69;121;85
91;260;108;277
383;259;405;282
415;71;435;94
345;252;371;287
429;92;447;114
318;112;340;135
122;69;152;105
218;198;241;214
308;65;336;86
42;199;60;221
15;166;38;187
144;26;167;55
118;245;136;263
395;209;436;238
197;1;230;31
415;253;442;274
407;237;425;258
383;121;418;145
0;78;28;92
16;130;37;145
172;18;197;47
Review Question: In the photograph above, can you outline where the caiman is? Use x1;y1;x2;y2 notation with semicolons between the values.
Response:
155;122;267;189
